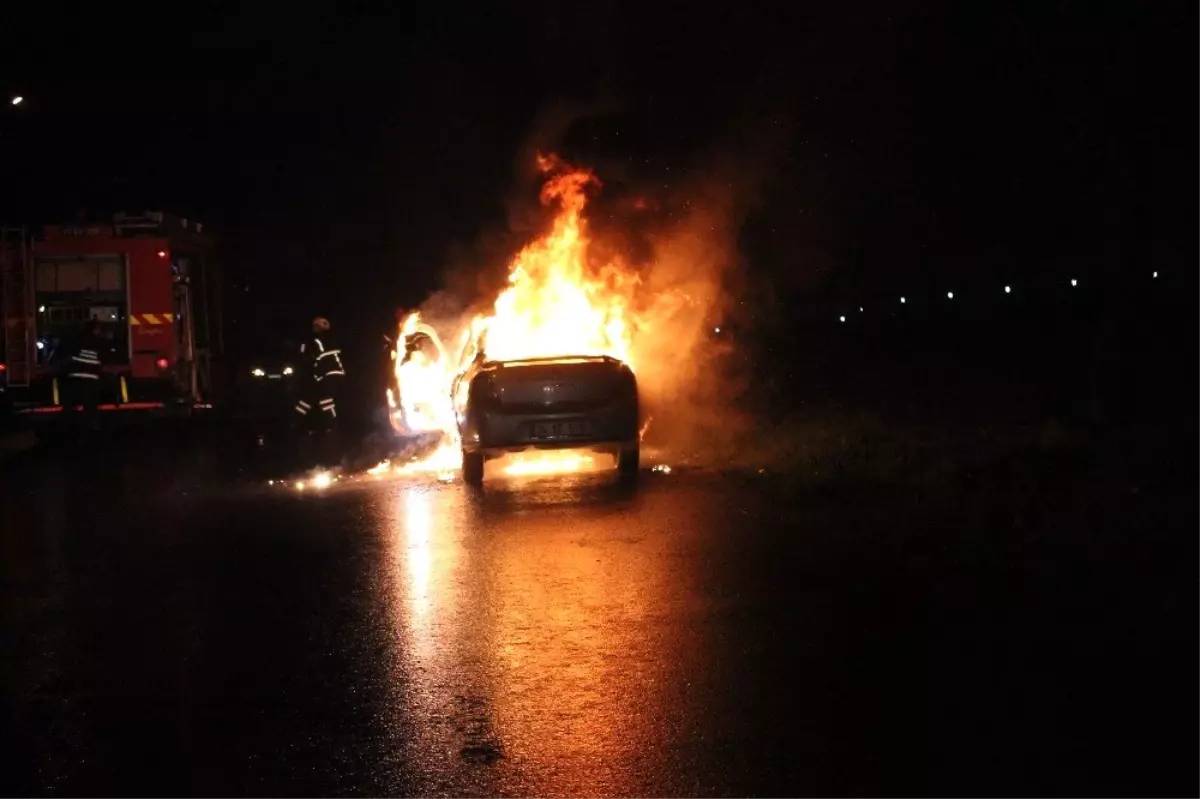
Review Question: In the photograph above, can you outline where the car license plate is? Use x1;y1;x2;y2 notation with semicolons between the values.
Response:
532;420;592;439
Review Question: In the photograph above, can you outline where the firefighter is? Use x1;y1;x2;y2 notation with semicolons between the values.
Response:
61;319;105;441
294;316;346;432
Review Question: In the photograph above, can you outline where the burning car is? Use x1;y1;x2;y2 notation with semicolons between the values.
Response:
388;154;661;485
451;341;640;485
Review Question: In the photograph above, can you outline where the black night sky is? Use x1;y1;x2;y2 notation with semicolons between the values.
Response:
1;2;1192;354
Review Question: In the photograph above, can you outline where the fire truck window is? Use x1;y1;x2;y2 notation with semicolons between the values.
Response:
36;262;56;291
56;261;99;292
47;307;88;323
97;261;124;291
89;306;120;323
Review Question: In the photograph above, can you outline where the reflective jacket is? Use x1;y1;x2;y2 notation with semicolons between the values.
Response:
301;335;345;382
66;331;104;380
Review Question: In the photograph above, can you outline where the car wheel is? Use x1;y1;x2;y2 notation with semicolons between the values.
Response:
617;444;639;481
462;450;484;486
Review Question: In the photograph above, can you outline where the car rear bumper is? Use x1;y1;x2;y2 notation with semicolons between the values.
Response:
462;404;638;455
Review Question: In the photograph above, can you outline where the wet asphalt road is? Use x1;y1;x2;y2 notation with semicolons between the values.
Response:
1;432;1193;796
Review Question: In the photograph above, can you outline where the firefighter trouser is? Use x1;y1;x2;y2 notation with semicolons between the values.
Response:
294;377;342;431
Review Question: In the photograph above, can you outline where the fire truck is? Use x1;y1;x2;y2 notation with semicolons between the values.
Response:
0;212;224;416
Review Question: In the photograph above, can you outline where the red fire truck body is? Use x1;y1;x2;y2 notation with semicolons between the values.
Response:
1;212;223;414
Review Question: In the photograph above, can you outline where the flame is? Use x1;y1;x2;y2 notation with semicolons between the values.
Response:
482;159;636;366
389;155;648;478
392;313;458;436
393;442;460;483
500;451;600;477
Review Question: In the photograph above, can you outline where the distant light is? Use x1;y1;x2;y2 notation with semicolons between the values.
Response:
1004;286;1011;294
858;306;864;313
946;291;954;300
839;315;846;323
312;472;333;490
157;250;167;258
10;96;22;106
1152;271;1158;279
36;340;45;350
713;326;720;333
251;367;265;377
1070;278;1078;287
900;296;906;304
38;304;45;312
282;366;294;375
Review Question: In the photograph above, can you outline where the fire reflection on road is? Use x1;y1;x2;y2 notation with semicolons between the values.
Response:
402;488;434;625
384;484;464;689
375;477;685;796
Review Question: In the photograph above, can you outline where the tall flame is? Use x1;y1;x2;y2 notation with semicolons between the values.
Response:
392;313;456;436
392;156;638;434
481;157;636;366
388;154;666;478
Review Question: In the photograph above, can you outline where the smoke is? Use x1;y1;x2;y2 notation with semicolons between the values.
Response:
422;101;622;324
625;196;749;458
400;99;792;465
623;118;792;462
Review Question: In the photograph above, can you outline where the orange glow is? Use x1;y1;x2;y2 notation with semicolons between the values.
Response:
499;450;604;477
481;157;636;367
392;313;457;437
389;155;644;477
365;479;687;795
393;442;460;483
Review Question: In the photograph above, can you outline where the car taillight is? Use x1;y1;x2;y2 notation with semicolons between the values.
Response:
0;362;6;372
155;357;170;371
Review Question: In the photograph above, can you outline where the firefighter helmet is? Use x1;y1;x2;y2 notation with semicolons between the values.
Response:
312;316;331;333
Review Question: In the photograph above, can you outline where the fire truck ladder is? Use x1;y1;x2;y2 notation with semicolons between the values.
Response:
1;226;33;386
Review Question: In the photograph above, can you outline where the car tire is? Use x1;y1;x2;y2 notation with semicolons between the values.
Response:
617;443;639;481
462;450;484;486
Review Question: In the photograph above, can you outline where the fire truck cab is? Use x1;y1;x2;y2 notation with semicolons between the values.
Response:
1;212;223;415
